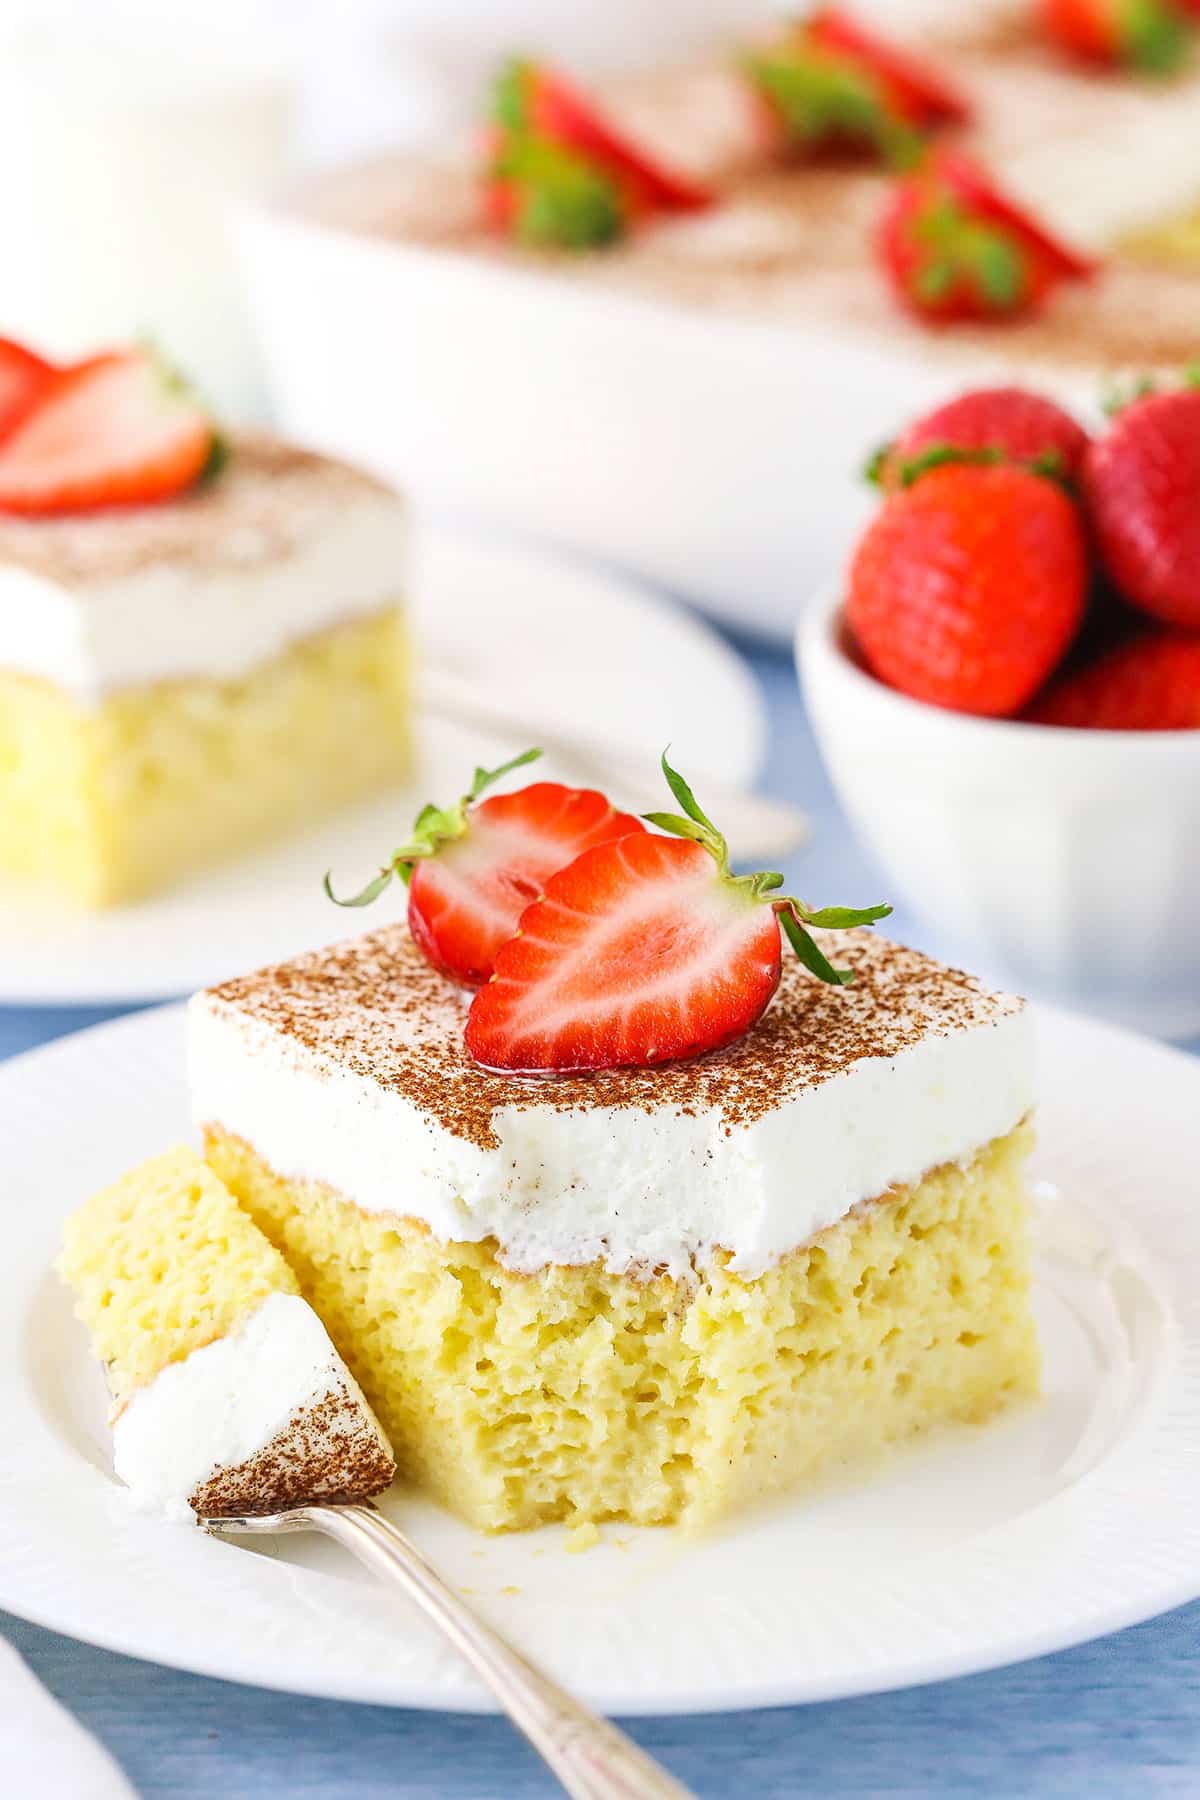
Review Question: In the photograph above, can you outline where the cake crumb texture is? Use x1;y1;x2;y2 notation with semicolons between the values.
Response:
58;1145;298;1406
205;1120;1039;1532
0;608;410;905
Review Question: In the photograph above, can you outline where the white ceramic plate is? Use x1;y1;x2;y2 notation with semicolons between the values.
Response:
4;1002;1197;1713
0;525;765;1006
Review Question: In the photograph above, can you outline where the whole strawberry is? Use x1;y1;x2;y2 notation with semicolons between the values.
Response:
874;386;1089;489
1082;384;1200;628
878;151;1095;324
1027;631;1200;728
1039;0;1193;72
847;462;1088;716
326;750;645;986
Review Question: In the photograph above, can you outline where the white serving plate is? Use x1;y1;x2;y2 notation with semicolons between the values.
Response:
3;1000;1199;1712
240;207;1102;640
0;525;765;1006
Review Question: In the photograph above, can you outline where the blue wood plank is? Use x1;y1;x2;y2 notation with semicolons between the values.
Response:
3;638;1197;1797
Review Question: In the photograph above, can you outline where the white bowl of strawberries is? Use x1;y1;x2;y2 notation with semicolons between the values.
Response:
798;378;1200;1041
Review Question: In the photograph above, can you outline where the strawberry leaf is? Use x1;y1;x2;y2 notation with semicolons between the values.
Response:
864;442;892;486
468;746;543;800
659;749;716;830
322;867;395;909
895;442;1070;491
494;137;624;249
800;903;893;928
779;905;856;986
492;59;534;131
743;44;921;166
646;753;891;986
642;811;714;846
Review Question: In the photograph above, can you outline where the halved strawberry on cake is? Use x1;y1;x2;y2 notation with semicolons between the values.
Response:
191;753;1040;1534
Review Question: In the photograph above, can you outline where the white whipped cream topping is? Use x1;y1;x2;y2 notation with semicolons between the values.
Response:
188;987;1035;1280
1000;95;1200;253
111;1291;385;1520
0;494;407;704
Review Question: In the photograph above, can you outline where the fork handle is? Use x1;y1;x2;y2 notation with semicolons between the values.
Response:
300;1504;695;1800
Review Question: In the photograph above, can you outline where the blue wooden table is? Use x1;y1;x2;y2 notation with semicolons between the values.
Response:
4;638;1198;1798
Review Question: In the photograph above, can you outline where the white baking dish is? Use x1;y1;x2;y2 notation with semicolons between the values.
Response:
240;206;1101;639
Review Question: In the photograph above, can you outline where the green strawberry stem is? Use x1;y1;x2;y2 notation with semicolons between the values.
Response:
491;58;535;131
644;752;891;985
324;748;543;907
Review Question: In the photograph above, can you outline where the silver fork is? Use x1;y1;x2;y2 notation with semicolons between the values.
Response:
201;1502;695;1800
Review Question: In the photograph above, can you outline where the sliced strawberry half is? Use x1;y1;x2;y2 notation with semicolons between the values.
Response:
743;9;969;167
806;7;973;127
935;152;1097;284
0;338;55;447
326;750;647;987
878;149;1097;322
465;755;890;1074
0;347;220;516
490;59;712;221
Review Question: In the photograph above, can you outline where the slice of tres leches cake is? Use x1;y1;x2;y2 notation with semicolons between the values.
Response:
188;751;1040;1535
58;1146;394;1518
0;341;411;906
191;924;1039;1534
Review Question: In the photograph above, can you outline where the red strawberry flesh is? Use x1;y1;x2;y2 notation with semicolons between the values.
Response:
0;348;217;516
807;7;972;125
1026;631;1200;729
1082;388;1200;629
409;782;645;987
464;835;783;1073
0;338;54;447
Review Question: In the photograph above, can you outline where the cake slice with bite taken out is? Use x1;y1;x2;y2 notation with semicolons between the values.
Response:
190;753;1039;1533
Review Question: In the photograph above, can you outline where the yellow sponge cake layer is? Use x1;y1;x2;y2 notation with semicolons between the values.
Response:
206;1119;1038;1532
1120;205;1200;269
0;608;410;906
59;1144;299;1405
58;1146;395;1516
